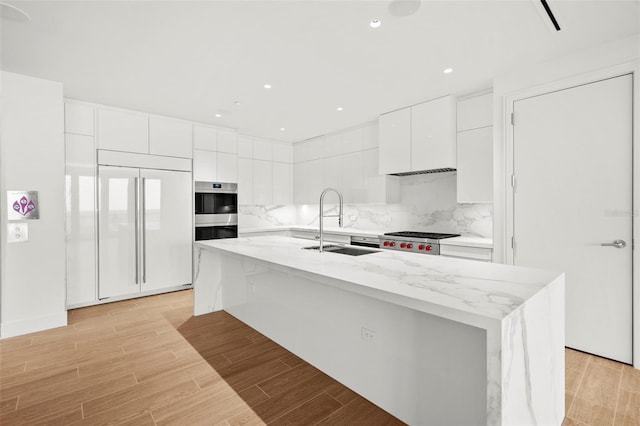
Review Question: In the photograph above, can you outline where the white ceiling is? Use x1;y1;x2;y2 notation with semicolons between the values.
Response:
2;0;639;142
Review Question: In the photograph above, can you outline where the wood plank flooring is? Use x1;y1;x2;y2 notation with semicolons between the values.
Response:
0;289;638;425
0;290;403;425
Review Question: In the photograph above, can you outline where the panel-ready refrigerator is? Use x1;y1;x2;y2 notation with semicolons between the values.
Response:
98;165;191;299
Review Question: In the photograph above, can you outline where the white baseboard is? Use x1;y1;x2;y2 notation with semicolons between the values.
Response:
0;311;68;339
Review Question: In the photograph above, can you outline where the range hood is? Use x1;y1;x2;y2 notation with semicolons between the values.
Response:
389;167;456;176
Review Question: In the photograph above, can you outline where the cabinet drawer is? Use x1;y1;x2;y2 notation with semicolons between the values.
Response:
440;245;492;261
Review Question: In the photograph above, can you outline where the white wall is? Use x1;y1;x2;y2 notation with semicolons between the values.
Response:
0;71;67;338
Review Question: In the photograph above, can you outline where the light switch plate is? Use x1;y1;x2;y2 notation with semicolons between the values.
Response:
7;222;28;243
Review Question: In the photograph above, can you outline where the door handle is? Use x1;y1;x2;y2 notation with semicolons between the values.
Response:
601;240;627;249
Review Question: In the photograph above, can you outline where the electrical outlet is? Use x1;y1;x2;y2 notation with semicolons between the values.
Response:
361;327;376;341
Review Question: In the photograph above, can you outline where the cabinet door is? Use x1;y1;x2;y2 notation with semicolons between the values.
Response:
140;169;192;292
457;93;492;132
253;159;273;205
342;128;363;153
457;127;492;203
217;152;238;182
238;158;253;204
307;159;324;202
98;165;140;299
65;134;96;305
293;162;308;204
273;162;291;205
411;96;456;171
193;149;218;181
237;135;253;158
217;129;238;154
253;139;272;161
65;102;94;136
293;141;309;163
97;108;148;154
194;125;217;151
323;155;342;191
272;142;291;163
149;117;192;158
342;151;364;203
379;108;411;174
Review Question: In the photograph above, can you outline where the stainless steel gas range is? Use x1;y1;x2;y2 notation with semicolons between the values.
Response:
378;231;460;255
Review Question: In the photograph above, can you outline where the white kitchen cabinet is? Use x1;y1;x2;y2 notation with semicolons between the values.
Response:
379;96;456;174
217;129;238;154
293;162;308;204
253;140;272;161
307;137;324;160
194;125;217;151
323;155;342;191
272;162;291;205
238;135;253;158
97;108;148;154
342;127;363;153
363;123;378;149
379;108;411;174
149;117;192;158
65;101;94;136
411;96;456;171
253;159;273;205
457;126;493;203
307;159;324;203
440;245;493;262
342;151;364;203
65;133;97;306
237;158;253;204
272;142;291;163
457;92;492;132
323;134;342;158
193;149;217;182
217;152;238;182
293;141;309;163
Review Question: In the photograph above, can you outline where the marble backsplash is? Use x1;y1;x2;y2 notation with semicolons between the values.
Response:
239;172;493;238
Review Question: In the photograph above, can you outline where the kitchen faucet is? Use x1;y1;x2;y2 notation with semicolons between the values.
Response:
318;188;343;252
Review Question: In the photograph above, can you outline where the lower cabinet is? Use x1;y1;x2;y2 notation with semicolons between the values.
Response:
440;245;492;262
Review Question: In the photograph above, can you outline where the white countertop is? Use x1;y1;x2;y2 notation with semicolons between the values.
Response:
240;225;493;248
196;236;559;323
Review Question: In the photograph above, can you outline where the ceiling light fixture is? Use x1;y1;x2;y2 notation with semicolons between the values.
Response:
337;107;344;111
280;127;286;131
370;19;381;28
264;84;272;89
215;113;222;118
443;68;453;74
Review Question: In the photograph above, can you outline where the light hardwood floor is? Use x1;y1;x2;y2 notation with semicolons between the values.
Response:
0;289;638;425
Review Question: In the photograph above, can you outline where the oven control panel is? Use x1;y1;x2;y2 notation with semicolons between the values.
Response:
379;239;439;255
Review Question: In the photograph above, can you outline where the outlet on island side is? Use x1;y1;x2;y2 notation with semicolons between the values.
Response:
361;327;376;341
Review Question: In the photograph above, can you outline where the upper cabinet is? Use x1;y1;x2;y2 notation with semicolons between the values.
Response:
456;92;493;203
149;117;192;158
97;107;193;158
379;95;456;175
65;101;94;136
97;108;149;154
193;124;238;183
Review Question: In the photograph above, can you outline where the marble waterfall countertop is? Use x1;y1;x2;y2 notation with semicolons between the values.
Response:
196;235;555;324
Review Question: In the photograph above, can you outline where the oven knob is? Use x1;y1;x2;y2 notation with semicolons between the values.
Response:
389;242;395;247
425;245;432;251
383;241;389;247
400;243;406;248
407;243;413;249
418;244;425;250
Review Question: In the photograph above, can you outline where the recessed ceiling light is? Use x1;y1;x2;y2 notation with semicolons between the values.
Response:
370;19;382;28
215;113;222;118
443;68;453;74
234;101;241;106
337;107;344;111
280;127;286;131
264;84;272;89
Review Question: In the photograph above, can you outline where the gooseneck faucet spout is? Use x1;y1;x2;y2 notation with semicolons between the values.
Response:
319;188;344;253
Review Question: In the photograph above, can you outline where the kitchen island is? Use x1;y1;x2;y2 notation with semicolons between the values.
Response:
194;236;564;426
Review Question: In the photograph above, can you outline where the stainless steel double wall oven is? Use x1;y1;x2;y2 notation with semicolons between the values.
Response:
194;181;238;241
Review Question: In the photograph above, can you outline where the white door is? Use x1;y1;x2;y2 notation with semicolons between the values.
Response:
98;165;141;299
513;74;633;363
140;168;192;292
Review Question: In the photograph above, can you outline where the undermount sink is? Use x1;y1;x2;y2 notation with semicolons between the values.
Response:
302;245;380;256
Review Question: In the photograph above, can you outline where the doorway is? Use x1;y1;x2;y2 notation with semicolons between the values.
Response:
511;74;633;364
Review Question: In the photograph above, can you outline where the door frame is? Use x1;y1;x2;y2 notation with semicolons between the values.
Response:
503;61;640;367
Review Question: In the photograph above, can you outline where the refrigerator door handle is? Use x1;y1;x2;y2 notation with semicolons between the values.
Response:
134;176;139;284
142;177;146;284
